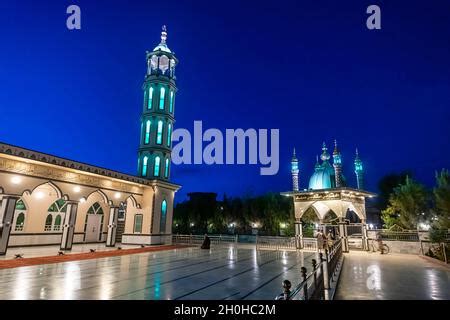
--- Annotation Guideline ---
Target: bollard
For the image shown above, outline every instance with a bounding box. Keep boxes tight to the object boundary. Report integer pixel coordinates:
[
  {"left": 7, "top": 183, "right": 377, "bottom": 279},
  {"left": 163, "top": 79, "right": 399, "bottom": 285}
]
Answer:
[
  {"left": 301, "top": 267, "right": 308, "bottom": 300},
  {"left": 312, "top": 259, "right": 317, "bottom": 288},
  {"left": 322, "top": 249, "right": 330, "bottom": 291},
  {"left": 282, "top": 280, "right": 292, "bottom": 300}
]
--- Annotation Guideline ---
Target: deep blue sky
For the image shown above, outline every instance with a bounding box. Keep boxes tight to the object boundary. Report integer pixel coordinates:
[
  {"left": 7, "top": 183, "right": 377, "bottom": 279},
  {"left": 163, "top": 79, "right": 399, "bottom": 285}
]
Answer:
[{"left": 1, "top": 0, "right": 449, "bottom": 202}]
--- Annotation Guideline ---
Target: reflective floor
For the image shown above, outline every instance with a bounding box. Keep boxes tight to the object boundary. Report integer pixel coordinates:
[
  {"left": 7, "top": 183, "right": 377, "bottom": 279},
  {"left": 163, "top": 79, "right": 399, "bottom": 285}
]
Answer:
[
  {"left": 335, "top": 251, "right": 450, "bottom": 300},
  {"left": 0, "top": 245, "right": 316, "bottom": 300}
]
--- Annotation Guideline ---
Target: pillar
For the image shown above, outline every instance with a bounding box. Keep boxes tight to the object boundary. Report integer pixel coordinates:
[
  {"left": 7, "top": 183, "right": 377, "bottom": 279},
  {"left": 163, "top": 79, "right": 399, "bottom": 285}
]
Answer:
[
  {"left": 294, "top": 219, "right": 303, "bottom": 249},
  {"left": 361, "top": 219, "right": 369, "bottom": 251},
  {"left": 106, "top": 206, "right": 119, "bottom": 247},
  {"left": 60, "top": 201, "right": 78, "bottom": 251},
  {"left": 338, "top": 218, "right": 349, "bottom": 252},
  {"left": 0, "top": 195, "right": 19, "bottom": 255}
]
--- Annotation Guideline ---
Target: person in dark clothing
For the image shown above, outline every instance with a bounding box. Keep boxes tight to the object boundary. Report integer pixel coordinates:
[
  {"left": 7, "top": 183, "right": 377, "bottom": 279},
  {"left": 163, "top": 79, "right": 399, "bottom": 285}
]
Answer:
[{"left": 201, "top": 234, "right": 211, "bottom": 249}]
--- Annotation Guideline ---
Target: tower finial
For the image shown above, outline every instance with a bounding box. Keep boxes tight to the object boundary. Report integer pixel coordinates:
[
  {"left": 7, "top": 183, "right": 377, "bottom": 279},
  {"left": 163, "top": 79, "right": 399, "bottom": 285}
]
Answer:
[
  {"left": 293, "top": 148, "right": 296, "bottom": 157},
  {"left": 161, "top": 25, "right": 167, "bottom": 44},
  {"left": 320, "top": 142, "right": 330, "bottom": 161},
  {"left": 333, "top": 139, "right": 340, "bottom": 155}
]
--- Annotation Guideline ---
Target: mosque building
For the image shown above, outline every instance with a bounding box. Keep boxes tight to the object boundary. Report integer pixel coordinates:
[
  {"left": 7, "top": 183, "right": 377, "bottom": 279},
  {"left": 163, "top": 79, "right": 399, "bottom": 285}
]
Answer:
[
  {"left": 0, "top": 27, "right": 180, "bottom": 255},
  {"left": 281, "top": 141, "right": 375, "bottom": 252}
]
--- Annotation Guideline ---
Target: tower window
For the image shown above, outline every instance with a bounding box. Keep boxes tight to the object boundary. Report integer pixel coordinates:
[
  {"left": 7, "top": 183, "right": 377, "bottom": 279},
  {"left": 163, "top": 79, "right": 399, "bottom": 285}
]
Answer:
[
  {"left": 148, "top": 87, "right": 153, "bottom": 109},
  {"left": 156, "top": 120, "right": 163, "bottom": 145},
  {"left": 169, "top": 91, "right": 174, "bottom": 113},
  {"left": 154, "top": 156, "right": 161, "bottom": 177},
  {"left": 160, "top": 200, "right": 167, "bottom": 233},
  {"left": 159, "top": 87, "right": 165, "bottom": 110},
  {"left": 167, "top": 123, "right": 172, "bottom": 147},
  {"left": 164, "top": 158, "right": 169, "bottom": 178},
  {"left": 142, "top": 156, "right": 148, "bottom": 176},
  {"left": 145, "top": 120, "right": 151, "bottom": 144}
]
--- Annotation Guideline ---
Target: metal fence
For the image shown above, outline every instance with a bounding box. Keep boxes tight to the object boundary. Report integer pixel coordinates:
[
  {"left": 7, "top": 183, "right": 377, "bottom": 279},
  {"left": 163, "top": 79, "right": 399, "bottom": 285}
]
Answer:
[
  {"left": 302, "top": 238, "right": 319, "bottom": 252},
  {"left": 172, "top": 234, "right": 238, "bottom": 245},
  {"left": 275, "top": 239, "right": 343, "bottom": 300},
  {"left": 256, "top": 236, "right": 297, "bottom": 251}
]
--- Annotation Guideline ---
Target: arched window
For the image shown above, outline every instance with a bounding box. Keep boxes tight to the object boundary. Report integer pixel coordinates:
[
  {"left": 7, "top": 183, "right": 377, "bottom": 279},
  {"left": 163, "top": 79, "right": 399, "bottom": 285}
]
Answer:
[
  {"left": 14, "top": 213, "right": 25, "bottom": 232},
  {"left": 156, "top": 120, "right": 163, "bottom": 145},
  {"left": 15, "top": 199, "right": 26, "bottom": 210},
  {"left": 44, "top": 214, "right": 53, "bottom": 231},
  {"left": 169, "top": 90, "right": 174, "bottom": 113},
  {"left": 54, "top": 215, "right": 62, "bottom": 231},
  {"left": 148, "top": 87, "right": 154, "bottom": 109},
  {"left": 167, "top": 123, "right": 172, "bottom": 147},
  {"left": 160, "top": 200, "right": 167, "bottom": 233},
  {"left": 142, "top": 156, "right": 148, "bottom": 176},
  {"left": 159, "top": 87, "right": 165, "bottom": 110},
  {"left": 154, "top": 156, "right": 161, "bottom": 177},
  {"left": 164, "top": 158, "right": 169, "bottom": 178},
  {"left": 145, "top": 120, "right": 151, "bottom": 144}
]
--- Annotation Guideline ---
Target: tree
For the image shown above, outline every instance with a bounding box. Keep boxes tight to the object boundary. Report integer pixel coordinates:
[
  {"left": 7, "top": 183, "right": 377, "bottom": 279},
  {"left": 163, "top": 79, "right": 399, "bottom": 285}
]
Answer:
[
  {"left": 381, "top": 176, "right": 429, "bottom": 229},
  {"left": 377, "top": 171, "right": 411, "bottom": 211},
  {"left": 433, "top": 169, "right": 450, "bottom": 230}
]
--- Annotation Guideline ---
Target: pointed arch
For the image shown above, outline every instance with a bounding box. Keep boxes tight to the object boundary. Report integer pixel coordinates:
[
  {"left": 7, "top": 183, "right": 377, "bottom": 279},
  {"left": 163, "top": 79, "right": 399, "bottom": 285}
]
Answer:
[
  {"left": 85, "top": 189, "right": 109, "bottom": 204},
  {"left": 125, "top": 195, "right": 138, "bottom": 209},
  {"left": 30, "top": 181, "right": 63, "bottom": 199}
]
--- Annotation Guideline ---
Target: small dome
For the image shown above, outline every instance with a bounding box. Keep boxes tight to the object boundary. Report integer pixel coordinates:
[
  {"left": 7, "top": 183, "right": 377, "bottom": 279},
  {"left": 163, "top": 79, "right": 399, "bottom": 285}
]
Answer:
[
  {"left": 308, "top": 162, "right": 336, "bottom": 190},
  {"left": 153, "top": 43, "right": 172, "bottom": 53}
]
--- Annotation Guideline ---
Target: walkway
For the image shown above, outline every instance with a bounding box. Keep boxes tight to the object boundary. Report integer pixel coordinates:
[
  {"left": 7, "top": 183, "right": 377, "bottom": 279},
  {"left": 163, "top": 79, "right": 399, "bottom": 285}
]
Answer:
[
  {"left": 0, "top": 245, "right": 316, "bottom": 300},
  {"left": 335, "top": 251, "right": 450, "bottom": 300}
]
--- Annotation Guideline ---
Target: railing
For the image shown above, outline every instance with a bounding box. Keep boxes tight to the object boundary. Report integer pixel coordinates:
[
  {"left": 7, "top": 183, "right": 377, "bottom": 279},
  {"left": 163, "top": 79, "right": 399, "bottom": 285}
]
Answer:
[
  {"left": 172, "top": 234, "right": 238, "bottom": 246},
  {"left": 302, "top": 238, "right": 318, "bottom": 252},
  {"left": 275, "top": 239, "right": 344, "bottom": 300},
  {"left": 256, "top": 236, "right": 297, "bottom": 251}
]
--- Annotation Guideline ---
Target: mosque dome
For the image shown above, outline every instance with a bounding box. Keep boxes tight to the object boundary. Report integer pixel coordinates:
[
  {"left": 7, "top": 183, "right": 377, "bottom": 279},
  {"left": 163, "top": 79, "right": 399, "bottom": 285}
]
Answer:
[{"left": 308, "top": 162, "right": 336, "bottom": 190}]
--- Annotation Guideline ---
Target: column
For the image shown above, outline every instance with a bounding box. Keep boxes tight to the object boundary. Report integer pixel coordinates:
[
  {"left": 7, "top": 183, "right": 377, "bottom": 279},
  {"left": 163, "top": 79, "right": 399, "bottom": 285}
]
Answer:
[
  {"left": 361, "top": 219, "right": 369, "bottom": 251},
  {"left": 338, "top": 218, "right": 349, "bottom": 252},
  {"left": 294, "top": 219, "right": 303, "bottom": 249},
  {"left": 0, "top": 195, "right": 20, "bottom": 255},
  {"left": 106, "top": 206, "right": 119, "bottom": 247},
  {"left": 60, "top": 201, "right": 78, "bottom": 251}
]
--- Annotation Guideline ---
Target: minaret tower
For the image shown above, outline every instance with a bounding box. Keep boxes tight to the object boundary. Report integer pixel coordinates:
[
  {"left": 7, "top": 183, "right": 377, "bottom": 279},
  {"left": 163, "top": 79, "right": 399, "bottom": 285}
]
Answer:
[
  {"left": 354, "top": 148, "right": 364, "bottom": 189},
  {"left": 137, "top": 26, "right": 178, "bottom": 181},
  {"left": 333, "top": 140, "right": 343, "bottom": 187},
  {"left": 291, "top": 148, "right": 299, "bottom": 191}
]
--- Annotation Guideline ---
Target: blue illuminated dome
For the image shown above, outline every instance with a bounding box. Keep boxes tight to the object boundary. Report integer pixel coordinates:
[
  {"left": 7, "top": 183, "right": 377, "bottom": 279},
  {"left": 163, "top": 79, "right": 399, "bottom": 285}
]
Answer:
[{"left": 308, "top": 161, "right": 336, "bottom": 190}]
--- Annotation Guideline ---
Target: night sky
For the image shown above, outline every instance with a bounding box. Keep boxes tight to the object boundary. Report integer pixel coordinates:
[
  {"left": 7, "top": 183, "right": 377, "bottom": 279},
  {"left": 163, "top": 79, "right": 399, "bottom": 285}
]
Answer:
[{"left": 1, "top": 0, "right": 449, "bottom": 202}]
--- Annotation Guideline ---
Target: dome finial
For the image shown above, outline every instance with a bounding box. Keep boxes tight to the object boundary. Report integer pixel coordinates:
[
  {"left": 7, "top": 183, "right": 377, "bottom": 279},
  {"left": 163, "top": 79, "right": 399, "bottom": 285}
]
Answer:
[
  {"left": 320, "top": 142, "right": 330, "bottom": 161},
  {"left": 161, "top": 25, "right": 167, "bottom": 44}
]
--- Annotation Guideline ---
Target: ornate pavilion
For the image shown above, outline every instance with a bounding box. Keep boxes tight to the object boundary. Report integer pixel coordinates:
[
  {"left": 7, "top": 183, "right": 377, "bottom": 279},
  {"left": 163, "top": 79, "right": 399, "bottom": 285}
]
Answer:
[{"left": 281, "top": 141, "right": 376, "bottom": 251}]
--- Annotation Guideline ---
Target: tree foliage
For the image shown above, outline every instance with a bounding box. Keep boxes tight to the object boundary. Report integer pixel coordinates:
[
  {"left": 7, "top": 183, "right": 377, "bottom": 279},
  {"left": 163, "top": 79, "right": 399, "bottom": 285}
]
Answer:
[
  {"left": 173, "top": 192, "right": 294, "bottom": 236},
  {"left": 433, "top": 169, "right": 450, "bottom": 229},
  {"left": 381, "top": 176, "right": 428, "bottom": 229}
]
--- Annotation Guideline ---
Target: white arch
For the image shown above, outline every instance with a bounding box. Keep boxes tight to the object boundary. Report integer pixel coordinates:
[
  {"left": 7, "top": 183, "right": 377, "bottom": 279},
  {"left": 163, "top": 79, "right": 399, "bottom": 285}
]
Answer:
[
  {"left": 85, "top": 189, "right": 109, "bottom": 204},
  {"left": 30, "top": 181, "right": 63, "bottom": 199}
]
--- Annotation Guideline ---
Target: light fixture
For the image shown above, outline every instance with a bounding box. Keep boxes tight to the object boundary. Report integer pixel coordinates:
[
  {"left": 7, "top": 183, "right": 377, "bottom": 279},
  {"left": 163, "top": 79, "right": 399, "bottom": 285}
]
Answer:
[
  {"left": 114, "top": 192, "right": 121, "bottom": 199},
  {"left": 79, "top": 197, "right": 86, "bottom": 203},
  {"left": 11, "top": 176, "right": 22, "bottom": 184},
  {"left": 35, "top": 191, "right": 45, "bottom": 199},
  {"left": 73, "top": 186, "right": 81, "bottom": 193}
]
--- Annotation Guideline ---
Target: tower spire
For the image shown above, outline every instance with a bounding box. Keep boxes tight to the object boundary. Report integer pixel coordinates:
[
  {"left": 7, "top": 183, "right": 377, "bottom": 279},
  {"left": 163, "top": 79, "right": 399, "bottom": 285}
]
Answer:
[
  {"left": 320, "top": 142, "right": 330, "bottom": 161},
  {"left": 291, "top": 148, "right": 299, "bottom": 191},
  {"left": 354, "top": 148, "right": 364, "bottom": 189},
  {"left": 333, "top": 139, "right": 343, "bottom": 188},
  {"left": 160, "top": 25, "right": 167, "bottom": 44}
]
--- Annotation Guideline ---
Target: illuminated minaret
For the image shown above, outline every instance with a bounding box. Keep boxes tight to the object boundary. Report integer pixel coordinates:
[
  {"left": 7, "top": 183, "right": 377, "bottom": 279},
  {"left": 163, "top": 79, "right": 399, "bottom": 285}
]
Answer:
[
  {"left": 333, "top": 140, "right": 343, "bottom": 187},
  {"left": 291, "top": 148, "right": 299, "bottom": 191},
  {"left": 354, "top": 148, "right": 364, "bottom": 189},
  {"left": 137, "top": 26, "right": 178, "bottom": 181}
]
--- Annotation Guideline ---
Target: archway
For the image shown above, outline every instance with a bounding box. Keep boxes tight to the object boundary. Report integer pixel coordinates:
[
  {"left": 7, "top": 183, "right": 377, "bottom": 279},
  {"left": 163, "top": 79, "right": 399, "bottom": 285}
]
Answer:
[{"left": 83, "top": 202, "right": 104, "bottom": 243}]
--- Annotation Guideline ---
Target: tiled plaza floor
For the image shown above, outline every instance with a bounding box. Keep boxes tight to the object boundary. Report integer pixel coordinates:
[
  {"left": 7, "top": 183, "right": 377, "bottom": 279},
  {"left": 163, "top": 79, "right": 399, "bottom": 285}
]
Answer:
[
  {"left": 335, "top": 251, "right": 450, "bottom": 300},
  {"left": 0, "top": 245, "right": 316, "bottom": 300}
]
